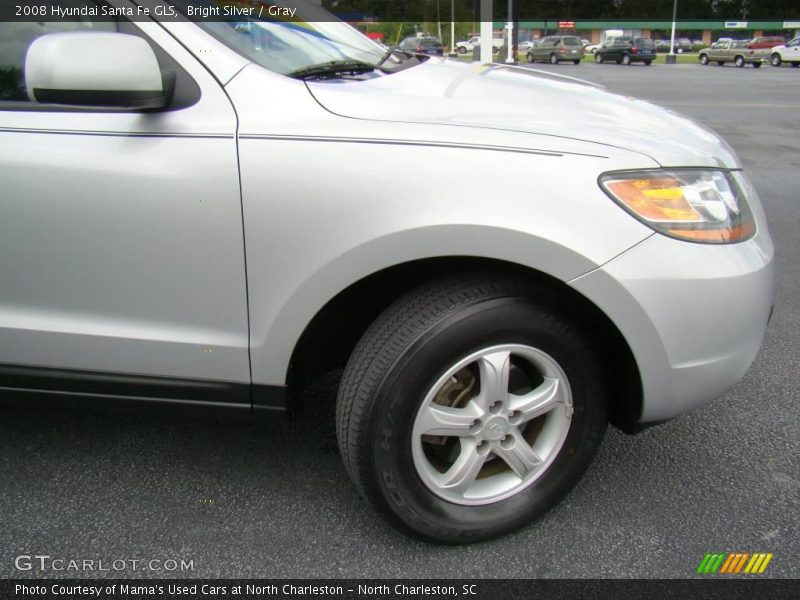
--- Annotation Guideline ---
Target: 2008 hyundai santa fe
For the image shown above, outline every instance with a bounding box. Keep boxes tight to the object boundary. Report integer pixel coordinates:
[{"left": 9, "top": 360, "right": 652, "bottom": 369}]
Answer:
[{"left": 0, "top": 0, "right": 775, "bottom": 542}]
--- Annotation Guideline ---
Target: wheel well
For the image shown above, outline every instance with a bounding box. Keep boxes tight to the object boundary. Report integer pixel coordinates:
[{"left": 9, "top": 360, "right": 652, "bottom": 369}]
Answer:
[{"left": 287, "top": 257, "right": 644, "bottom": 433}]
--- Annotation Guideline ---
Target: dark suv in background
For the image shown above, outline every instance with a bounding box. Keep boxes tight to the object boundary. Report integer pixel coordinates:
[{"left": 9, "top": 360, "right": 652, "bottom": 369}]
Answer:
[
  {"left": 526, "top": 35, "right": 584, "bottom": 64},
  {"left": 595, "top": 37, "right": 657, "bottom": 65},
  {"left": 398, "top": 36, "right": 444, "bottom": 56}
]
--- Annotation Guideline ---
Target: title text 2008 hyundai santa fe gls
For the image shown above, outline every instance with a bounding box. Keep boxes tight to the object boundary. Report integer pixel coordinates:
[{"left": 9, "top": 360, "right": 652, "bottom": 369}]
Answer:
[{"left": 0, "top": 0, "right": 774, "bottom": 542}]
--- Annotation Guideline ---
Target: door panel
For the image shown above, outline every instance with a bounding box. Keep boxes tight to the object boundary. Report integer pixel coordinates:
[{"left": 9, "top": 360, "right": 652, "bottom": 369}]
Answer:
[{"left": 0, "top": 18, "right": 250, "bottom": 383}]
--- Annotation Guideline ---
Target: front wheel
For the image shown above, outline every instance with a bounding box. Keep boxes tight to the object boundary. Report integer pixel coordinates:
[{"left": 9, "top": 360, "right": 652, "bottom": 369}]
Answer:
[
  {"left": 573, "top": 59, "right": 581, "bottom": 65},
  {"left": 700, "top": 54, "right": 709, "bottom": 65},
  {"left": 621, "top": 54, "right": 632, "bottom": 65},
  {"left": 549, "top": 53, "right": 559, "bottom": 65},
  {"left": 735, "top": 55, "right": 745, "bottom": 68},
  {"left": 336, "top": 276, "right": 608, "bottom": 543},
  {"left": 457, "top": 46, "right": 467, "bottom": 55},
  {"left": 643, "top": 60, "right": 652, "bottom": 66},
  {"left": 770, "top": 53, "right": 782, "bottom": 66},
  {"left": 526, "top": 52, "right": 534, "bottom": 63},
  {"left": 595, "top": 53, "right": 604, "bottom": 63}
]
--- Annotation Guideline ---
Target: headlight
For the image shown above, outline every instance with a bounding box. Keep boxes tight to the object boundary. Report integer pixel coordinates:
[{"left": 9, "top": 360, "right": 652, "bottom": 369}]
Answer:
[{"left": 599, "top": 169, "right": 756, "bottom": 243}]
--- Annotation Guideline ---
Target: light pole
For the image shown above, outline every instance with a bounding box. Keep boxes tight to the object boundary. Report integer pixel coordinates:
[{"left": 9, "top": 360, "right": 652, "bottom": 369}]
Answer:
[
  {"left": 480, "top": 0, "right": 492, "bottom": 64},
  {"left": 666, "top": 0, "right": 678, "bottom": 65},
  {"left": 437, "top": 0, "right": 443, "bottom": 45},
  {"left": 450, "top": 0, "right": 457, "bottom": 57},
  {"left": 505, "top": 0, "right": 514, "bottom": 63}
]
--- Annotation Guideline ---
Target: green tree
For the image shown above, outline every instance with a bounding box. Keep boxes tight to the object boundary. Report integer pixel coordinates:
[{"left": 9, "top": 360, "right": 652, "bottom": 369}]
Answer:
[{"left": 0, "top": 67, "right": 25, "bottom": 101}]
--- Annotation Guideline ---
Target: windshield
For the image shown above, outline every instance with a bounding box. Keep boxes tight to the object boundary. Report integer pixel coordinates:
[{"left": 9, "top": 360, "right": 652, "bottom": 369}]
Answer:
[{"left": 169, "top": 1, "right": 387, "bottom": 76}]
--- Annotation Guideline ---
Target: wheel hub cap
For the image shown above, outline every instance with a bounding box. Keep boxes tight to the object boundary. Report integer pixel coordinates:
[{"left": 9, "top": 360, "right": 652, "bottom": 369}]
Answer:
[
  {"left": 411, "top": 344, "right": 573, "bottom": 506},
  {"left": 483, "top": 417, "right": 509, "bottom": 441}
]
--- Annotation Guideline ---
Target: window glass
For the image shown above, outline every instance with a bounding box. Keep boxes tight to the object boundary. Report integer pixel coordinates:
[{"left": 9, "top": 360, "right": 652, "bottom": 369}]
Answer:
[
  {"left": 418, "top": 39, "right": 442, "bottom": 49},
  {"left": 562, "top": 37, "right": 581, "bottom": 46},
  {"left": 174, "top": 0, "right": 384, "bottom": 76}
]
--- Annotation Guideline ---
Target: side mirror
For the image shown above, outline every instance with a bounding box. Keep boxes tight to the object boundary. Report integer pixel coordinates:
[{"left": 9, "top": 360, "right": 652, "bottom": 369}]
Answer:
[{"left": 25, "top": 31, "right": 170, "bottom": 110}]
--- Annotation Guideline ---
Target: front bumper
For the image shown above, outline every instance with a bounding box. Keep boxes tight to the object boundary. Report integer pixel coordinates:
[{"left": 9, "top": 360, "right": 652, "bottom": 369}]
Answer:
[{"left": 569, "top": 227, "right": 774, "bottom": 424}]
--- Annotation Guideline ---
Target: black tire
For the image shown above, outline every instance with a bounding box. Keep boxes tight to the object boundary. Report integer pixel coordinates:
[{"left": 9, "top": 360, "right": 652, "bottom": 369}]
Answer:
[
  {"left": 595, "top": 53, "right": 604, "bottom": 64},
  {"left": 336, "top": 275, "right": 608, "bottom": 543},
  {"left": 735, "top": 55, "right": 745, "bottom": 68},
  {"left": 700, "top": 54, "right": 709, "bottom": 65},
  {"left": 621, "top": 53, "right": 632, "bottom": 66},
  {"left": 549, "top": 53, "right": 558, "bottom": 65},
  {"left": 457, "top": 46, "right": 466, "bottom": 55},
  {"left": 644, "top": 60, "right": 652, "bottom": 66},
  {"left": 677, "top": 47, "right": 684, "bottom": 54},
  {"left": 771, "top": 53, "right": 782, "bottom": 67},
  {"left": 573, "top": 59, "right": 580, "bottom": 65},
  {"left": 792, "top": 63, "right": 800, "bottom": 68},
  {"left": 752, "top": 62, "right": 762, "bottom": 68},
  {"left": 615, "top": 57, "right": 623, "bottom": 64},
  {"left": 526, "top": 52, "right": 534, "bottom": 63},
  {"left": 717, "top": 61, "right": 725, "bottom": 66}
]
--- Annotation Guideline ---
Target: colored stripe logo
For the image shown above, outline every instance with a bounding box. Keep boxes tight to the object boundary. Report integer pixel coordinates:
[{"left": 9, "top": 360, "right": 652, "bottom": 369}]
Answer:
[{"left": 697, "top": 552, "right": 773, "bottom": 574}]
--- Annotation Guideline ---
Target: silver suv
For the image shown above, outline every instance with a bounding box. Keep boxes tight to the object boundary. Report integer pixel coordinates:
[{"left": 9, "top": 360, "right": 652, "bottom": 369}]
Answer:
[{"left": 0, "top": 0, "right": 774, "bottom": 543}]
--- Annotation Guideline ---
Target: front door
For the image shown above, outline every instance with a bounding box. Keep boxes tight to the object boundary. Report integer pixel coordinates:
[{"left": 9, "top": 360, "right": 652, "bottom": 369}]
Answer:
[{"left": 0, "top": 3, "right": 250, "bottom": 386}]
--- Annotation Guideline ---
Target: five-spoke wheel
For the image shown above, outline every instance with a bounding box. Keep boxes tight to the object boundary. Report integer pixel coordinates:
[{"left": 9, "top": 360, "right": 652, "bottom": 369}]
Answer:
[
  {"left": 412, "top": 345, "right": 572, "bottom": 505},
  {"left": 336, "top": 276, "right": 607, "bottom": 543}
]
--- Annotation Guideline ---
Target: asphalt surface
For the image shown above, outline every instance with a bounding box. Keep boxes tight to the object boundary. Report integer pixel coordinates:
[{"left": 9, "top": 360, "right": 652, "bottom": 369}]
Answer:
[{"left": 1, "top": 62, "right": 798, "bottom": 580}]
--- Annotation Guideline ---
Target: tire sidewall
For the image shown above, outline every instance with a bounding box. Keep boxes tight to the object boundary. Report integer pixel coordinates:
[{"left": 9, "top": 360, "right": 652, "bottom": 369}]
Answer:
[{"left": 358, "top": 298, "right": 607, "bottom": 542}]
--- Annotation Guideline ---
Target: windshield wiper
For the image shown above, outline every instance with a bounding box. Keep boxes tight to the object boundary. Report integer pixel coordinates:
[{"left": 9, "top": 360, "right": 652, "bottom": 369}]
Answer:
[
  {"left": 288, "top": 60, "right": 378, "bottom": 80},
  {"left": 376, "top": 46, "right": 414, "bottom": 68}
]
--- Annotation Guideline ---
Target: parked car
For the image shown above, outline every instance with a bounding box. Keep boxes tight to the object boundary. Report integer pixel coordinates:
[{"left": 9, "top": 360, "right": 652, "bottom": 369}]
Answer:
[
  {"left": 594, "top": 37, "right": 656, "bottom": 65},
  {"left": 526, "top": 35, "right": 584, "bottom": 64},
  {"left": 398, "top": 35, "right": 444, "bottom": 56},
  {"left": 698, "top": 40, "right": 762, "bottom": 68},
  {"left": 656, "top": 38, "right": 694, "bottom": 53},
  {"left": 674, "top": 38, "right": 694, "bottom": 53},
  {"left": 744, "top": 36, "right": 786, "bottom": 63},
  {"left": 747, "top": 36, "right": 786, "bottom": 50},
  {"left": 0, "top": 0, "right": 774, "bottom": 544},
  {"left": 585, "top": 42, "right": 603, "bottom": 54},
  {"left": 518, "top": 40, "right": 535, "bottom": 53},
  {"left": 454, "top": 35, "right": 503, "bottom": 54},
  {"left": 769, "top": 37, "right": 800, "bottom": 66}
]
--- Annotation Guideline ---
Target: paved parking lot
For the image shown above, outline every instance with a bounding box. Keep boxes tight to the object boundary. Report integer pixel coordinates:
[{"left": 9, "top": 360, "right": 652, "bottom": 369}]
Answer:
[{"left": 1, "top": 63, "right": 798, "bottom": 579}]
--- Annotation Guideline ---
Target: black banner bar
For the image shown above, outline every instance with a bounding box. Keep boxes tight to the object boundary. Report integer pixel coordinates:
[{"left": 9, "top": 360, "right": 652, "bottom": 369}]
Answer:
[{"left": 1, "top": 579, "right": 798, "bottom": 600}]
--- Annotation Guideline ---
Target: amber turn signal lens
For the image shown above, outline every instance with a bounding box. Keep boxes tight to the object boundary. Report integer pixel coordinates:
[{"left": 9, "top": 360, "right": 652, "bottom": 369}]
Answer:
[{"left": 600, "top": 169, "right": 756, "bottom": 244}]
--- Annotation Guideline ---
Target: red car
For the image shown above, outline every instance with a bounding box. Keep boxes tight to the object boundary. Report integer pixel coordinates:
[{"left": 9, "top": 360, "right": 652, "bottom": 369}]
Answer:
[{"left": 747, "top": 36, "right": 785, "bottom": 50}]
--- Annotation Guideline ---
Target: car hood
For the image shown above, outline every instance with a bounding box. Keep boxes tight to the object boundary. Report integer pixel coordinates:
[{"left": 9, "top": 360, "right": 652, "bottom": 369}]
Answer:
[{"left": 307, "top": 59, "right": 739, "bottom": 168}]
